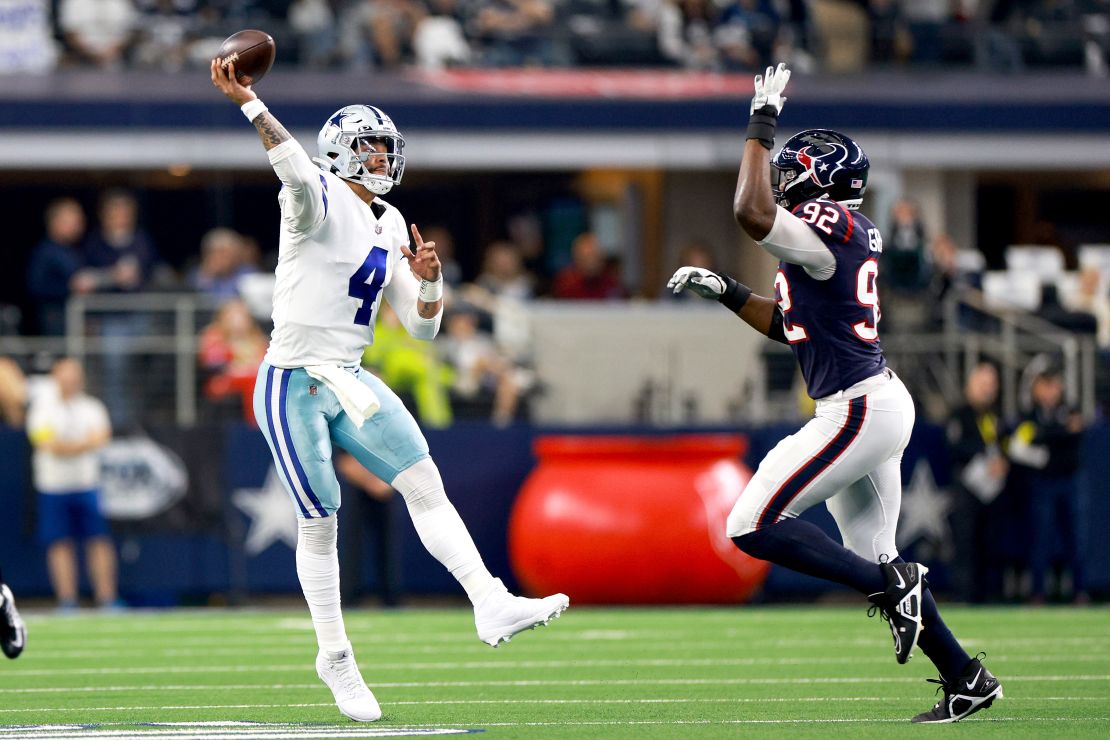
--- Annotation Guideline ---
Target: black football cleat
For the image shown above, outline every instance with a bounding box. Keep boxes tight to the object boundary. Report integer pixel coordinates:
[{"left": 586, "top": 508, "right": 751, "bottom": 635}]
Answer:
[
  {"left": 0, "top": 583, "right": 26, "bottom": 659},
  {"left": 867, "top": 561, "right": 927, "bottom": 664},
  {"left": 912, "top": 656, "right": 1003, "bottom": 723}
]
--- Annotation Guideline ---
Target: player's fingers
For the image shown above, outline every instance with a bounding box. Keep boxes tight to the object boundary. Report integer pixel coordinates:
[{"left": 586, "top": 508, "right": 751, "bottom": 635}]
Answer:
[
  {"left": 400, "top": 245, "right": 415, "bottom": 261},
  {"left": 420, "top": 240, "right": 436, "bottom": 253},
  {"left": 410, "top": 223, "right": 423, "bottom": 247}
]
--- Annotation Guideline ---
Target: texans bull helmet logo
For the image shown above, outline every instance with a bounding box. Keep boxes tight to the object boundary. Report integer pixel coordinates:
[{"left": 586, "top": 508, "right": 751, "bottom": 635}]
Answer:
[{"left": 794, "top": 137, "right": 850, "bottom": 189}]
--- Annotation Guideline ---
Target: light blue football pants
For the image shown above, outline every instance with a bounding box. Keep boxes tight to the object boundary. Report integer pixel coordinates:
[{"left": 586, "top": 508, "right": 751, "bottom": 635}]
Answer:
[{"left": 253, "top": 361, "right": 431, "bottom": 518}]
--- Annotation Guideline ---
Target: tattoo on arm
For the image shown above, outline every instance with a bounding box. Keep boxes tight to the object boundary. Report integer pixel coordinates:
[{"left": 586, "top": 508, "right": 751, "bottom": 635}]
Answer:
[
  {"left": 417, "top": 299, "right": 441, "bottom": 319},
  {"left": 253, "top": 112, "right": 292, "bottom": 151}
]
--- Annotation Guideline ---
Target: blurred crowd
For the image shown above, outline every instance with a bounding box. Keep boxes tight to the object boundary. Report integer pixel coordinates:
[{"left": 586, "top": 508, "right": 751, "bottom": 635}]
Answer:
[
  {"left": 0, "top": 0, "right": 1106, "bottom": 75},
  {"left": 13, "top": 189, "right": 1110, "bottom": 429},
  {"left": 14, "top": 191, "right": 653, "bottom": 429}
]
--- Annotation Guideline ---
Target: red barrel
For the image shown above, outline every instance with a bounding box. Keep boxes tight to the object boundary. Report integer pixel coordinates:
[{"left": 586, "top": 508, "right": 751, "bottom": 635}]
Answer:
[{"left": 509, "top": 435, "right": 770, "bottom": 604}]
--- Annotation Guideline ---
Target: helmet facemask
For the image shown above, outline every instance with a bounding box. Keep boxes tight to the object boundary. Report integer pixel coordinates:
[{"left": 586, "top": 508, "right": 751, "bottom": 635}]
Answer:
[
  {"left": 770, "top": 163, "right": 808, "bottom": 209},
  {"left": 314, "top": 105, "right": 406, "bottom": 195}
]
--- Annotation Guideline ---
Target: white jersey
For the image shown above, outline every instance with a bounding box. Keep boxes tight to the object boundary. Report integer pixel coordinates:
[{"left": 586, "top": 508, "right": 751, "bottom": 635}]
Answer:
[
  {"left": 262, "top": 139, "right": 440, "bottom": 368},
  {"left": 27, "top": 388, "right": 110, "bottom": 494}
]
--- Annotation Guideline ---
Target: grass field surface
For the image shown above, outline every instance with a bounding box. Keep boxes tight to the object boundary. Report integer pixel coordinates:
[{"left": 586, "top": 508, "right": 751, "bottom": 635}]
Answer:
[{"left": 1, "top": 605, "right": 1107, "bottom": 738}]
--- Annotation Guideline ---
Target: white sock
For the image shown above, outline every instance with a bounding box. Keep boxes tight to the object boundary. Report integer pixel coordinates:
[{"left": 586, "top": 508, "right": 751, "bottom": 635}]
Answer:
[
  {"left": 393, "top": 459, "right": 497, "bottom": 604},
  {"left": 296, "top": 516, "right": 349, "bottom": 652}
]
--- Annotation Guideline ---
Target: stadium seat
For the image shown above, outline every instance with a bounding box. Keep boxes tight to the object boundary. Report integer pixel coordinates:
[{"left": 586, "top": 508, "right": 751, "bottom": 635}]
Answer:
[
  {"left": 1004, "top": 244, "right": 1065, "bottom": 280},
  {"left": 1078, "top": 244, "right": 1110, "bottom": 275},
  {"left": 982, "top": 269, "right": 1042, "bottom": 311},
  {"left": 954, "top": 249, "right": 986, "bottom": 275}
]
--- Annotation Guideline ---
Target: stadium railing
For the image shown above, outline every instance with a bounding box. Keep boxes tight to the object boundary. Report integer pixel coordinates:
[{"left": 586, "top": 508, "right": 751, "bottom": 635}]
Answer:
[{"left": 40, "top": 288, "right": 1099, "bottom": 431}]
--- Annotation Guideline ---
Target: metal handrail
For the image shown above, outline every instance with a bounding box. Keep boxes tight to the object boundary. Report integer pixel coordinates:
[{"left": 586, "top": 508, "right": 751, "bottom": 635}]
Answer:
[
  {"left": 64, "top": 293, "right": 219, "bottom": 427},
  {"left": 943, "top": 287, "right": 1098, "bottom": 419}
]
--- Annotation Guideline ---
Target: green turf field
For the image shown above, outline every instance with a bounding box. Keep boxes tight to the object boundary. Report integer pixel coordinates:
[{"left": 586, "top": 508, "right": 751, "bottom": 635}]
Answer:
[{"left": 1, "top": 605, "right": 1107, "bottom": 738}]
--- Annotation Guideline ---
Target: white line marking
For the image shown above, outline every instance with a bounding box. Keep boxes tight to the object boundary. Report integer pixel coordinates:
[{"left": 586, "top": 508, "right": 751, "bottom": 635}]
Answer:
[
  {"left": 2, "top": 717, "right": 1109, "bottom": 737},
  {"left": 0, "top": 705, "right": 337, "bottom": 715},
  {"left": 419, "top": 718, "right": 1110, "bottom": 726},
  {"left": 3, "top": 691, "right": 1108, "bottom": 714},
  {"left": 3, "top": 653, "right": 1107, "bottom": 678},
  {"left": 5, "top": 674, "right": 1110, "bottom": 690},
  {"left": 0, "top": 731, "right": 468, "bottom": 739},
  {"left": 28, "top": 642, "right": 1110, "bottom": 660},
  {"left": 3, "top": 686, "right": 1108, "bottom": 704}
]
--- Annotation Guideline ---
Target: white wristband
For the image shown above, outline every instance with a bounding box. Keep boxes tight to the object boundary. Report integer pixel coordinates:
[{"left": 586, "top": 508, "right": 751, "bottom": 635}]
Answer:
[
  {"left": 418, "top": 277, "right": 443, "bottom": 303},
  {"left": 241, "top": 99, "right": 268, "bottom": 122}
]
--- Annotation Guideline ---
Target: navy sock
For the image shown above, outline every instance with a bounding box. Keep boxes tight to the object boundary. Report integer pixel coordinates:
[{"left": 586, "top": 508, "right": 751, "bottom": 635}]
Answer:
[
  {"left": 891, "top": 556, "right": 972, "bottom": 681},
  {"left": 733, "top": 518, "right": 886, "bottom": 595}
]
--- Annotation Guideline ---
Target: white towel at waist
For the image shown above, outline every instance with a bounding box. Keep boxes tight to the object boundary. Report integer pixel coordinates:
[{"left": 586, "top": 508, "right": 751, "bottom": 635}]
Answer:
[{"left": 305, "top": 365, "right": 380, "bottom": 428}]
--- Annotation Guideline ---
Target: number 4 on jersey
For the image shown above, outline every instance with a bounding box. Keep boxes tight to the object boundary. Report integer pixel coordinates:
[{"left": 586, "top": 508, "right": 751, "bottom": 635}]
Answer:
[{"left": 349, "top": 246, "right": 389, "bottom": 326}]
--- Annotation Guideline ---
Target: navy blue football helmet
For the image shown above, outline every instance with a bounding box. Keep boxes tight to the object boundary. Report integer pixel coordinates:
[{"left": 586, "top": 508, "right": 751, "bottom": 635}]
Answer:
[{"left": 771, "top": 129, "right": 869, "bottom": 211}]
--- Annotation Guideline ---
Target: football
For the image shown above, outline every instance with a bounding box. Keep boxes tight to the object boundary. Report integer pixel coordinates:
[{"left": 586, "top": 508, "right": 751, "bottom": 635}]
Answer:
[{"left": 216, "top": 29, "right": 276, "bottom": 86}]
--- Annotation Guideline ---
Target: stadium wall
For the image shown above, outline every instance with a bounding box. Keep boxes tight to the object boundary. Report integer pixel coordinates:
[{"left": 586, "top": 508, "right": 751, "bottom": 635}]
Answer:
[{"left": 1, "top": 420, "right": 1106, "bottom": 605}]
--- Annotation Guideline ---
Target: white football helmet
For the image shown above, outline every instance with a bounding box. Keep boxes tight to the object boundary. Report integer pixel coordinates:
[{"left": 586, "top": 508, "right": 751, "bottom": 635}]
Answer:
[{"left": 313, "top": 104, "right": 405, "bottom": 195}]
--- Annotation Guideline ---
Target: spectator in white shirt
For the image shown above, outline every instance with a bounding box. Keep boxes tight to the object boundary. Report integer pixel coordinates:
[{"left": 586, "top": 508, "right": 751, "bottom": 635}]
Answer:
[
  {"left": 58, "top": 0, "right": 138, "bottom": 67},
  {"left": 27, "top": 358, "right": 119, "bottom": 610}
]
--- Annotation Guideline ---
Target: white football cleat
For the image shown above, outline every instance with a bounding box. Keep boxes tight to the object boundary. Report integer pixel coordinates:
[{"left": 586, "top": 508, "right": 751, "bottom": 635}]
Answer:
[
  {"left": 316, "top": 643, "right": 382, "bottom": 722},
  {"left": 1, "top": 584, "right": 26, "bottom": 659},
  {"left": 474, "top": 578, "right": 569, "bottom": 647}
]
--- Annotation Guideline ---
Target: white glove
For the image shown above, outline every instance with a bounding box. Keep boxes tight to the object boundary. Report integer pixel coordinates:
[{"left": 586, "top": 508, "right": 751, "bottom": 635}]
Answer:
[
  {"left": 750, "top": 62, "right": 791, "bottom": 116},
  {"left": 667, "top": 266, "right": 727, "bottom": 300}
]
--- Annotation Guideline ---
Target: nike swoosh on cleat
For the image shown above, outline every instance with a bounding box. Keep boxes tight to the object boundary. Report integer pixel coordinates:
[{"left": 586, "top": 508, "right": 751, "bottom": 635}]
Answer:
[
  {"left": 966, "top": 668, "right": 983, "bottom": 690},
  {"left": 893, "top": 569, "right": 906, "bottom": 590}
]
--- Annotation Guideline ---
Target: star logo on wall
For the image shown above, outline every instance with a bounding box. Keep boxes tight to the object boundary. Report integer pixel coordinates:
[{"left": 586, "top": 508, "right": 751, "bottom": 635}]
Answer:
[
  {"left": 896, "top": 459, "right": 953, "bottom": 552},
  {"left": 232, "top": 467, "right": 298, "bottom": 555}
]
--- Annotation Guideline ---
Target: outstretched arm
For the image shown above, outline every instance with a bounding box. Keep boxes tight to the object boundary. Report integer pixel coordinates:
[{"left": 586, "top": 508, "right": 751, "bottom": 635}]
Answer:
[
  {"left": 667, "top": 267, "right": 788, "bottom": 344},
  {"left": 734, "top": 64, "right": 790, "bottom": 240},
  {"left": 210, "top": 58, "right": 290, "bottom": 150},
  {"left": 733, "top": 64, "right": 835, "bottom": 278},
  {"left": 211, "top": 58, "right": 325, "bottom": 233}
]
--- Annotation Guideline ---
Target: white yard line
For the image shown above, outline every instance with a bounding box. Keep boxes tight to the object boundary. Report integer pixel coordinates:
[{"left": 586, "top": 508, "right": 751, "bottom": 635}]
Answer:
[
  {"left": 4, "top": 674, "right": 1110, "bottom": 687},
  {"left": 0, "top": 729, "right": 469, "bottom": 739},
  {"left": 28, "top": 642, "right": 1109, "bottom": 660},
  {"left": 3, "top": 691, "right": 1109, "bottom": 714},
  {"left": 3, "top": 654, "right": 1108, "bottom": 678},
  {"left": 3, "top": 684, "right": 1109, "bottom": 703},
  {"left": 1, "top": 717, "right": 1109, "bottom": 736}
]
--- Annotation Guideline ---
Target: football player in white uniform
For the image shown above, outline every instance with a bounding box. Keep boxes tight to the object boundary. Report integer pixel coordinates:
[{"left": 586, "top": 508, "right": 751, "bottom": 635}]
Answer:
[{"left": 212, "top": 60, "right": 569, "bottom": 723}]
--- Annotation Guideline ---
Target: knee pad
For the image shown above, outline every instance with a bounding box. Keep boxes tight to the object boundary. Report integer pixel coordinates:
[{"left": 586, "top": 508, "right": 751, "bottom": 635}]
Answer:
[
  {"left": 726, "top": 477, "right": 771, "bottom": 539},
  {"left": 391, "top": 458, "right": 449, "bottom": 516},
  {"left": 298, "top": 515, "right": 337, "bottom": 555}
]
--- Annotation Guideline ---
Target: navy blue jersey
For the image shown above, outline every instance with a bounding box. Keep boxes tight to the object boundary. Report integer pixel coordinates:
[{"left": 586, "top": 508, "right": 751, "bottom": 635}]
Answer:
[{"left": 774, "top": 199, "right": 887, "bottom": 399}]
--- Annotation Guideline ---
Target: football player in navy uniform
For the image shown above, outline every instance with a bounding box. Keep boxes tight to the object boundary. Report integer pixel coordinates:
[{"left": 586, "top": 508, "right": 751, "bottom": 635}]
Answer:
[{"left": 668, "top": 63, "right": 1003, "bottom": 724}]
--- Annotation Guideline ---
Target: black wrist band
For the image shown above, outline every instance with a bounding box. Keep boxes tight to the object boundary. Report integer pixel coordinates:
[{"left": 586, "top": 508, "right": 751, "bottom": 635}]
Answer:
[
  {"left": 746, "top": 104, "right": 778, "bottom": 150},
  {"left": 718, "top": 274, "right": 752, "bottom": 313}
]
